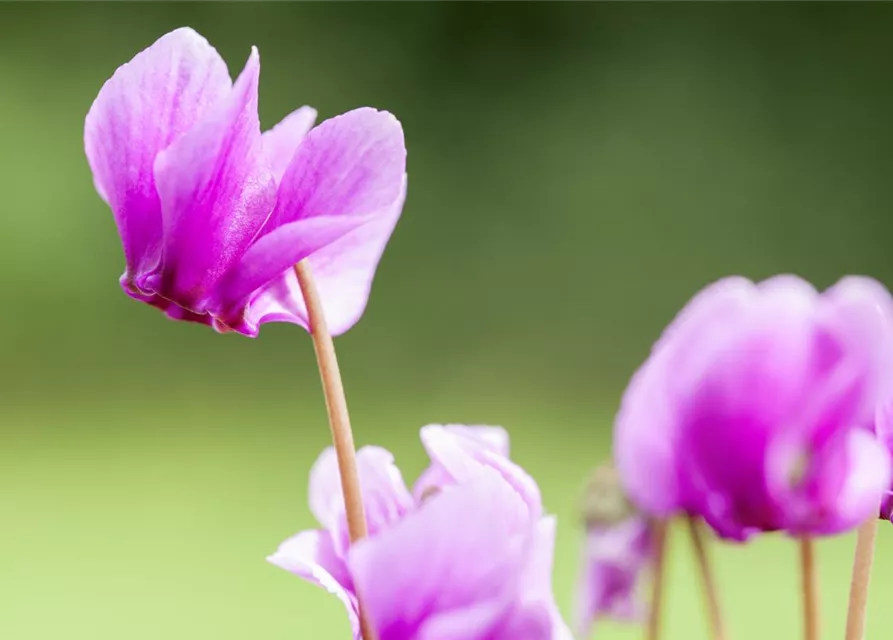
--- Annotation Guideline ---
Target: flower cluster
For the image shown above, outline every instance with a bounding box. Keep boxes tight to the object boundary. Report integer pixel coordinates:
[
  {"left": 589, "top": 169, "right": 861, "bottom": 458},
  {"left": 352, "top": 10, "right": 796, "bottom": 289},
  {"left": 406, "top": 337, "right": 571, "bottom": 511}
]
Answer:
[
  {"left": 269, "top": 425, "right": 571, "bottom": 640},
  {"left": 86, "top": 26, "right": 893, "bottom": 640}
]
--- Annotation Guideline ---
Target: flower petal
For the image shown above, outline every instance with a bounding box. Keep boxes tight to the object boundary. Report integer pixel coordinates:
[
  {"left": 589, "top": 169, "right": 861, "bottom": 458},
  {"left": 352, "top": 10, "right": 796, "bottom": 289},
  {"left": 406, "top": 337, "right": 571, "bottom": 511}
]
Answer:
[
  {"left": 413, "top": 425, "right": 510, "bottom": 500},
  {"left": 257, "top": 178, "right": 407, "bottom": 336},
  {"left": 416, "top": 424, "right": 542, "bottom": 516},
  {"left": 145, "top": 47, "right": 277, "bottom": 311},
  {"left": 84, "top": 27, "right": 232, "bottom": 276},
  {"left": 221, "top": 108, "right": 407, "bottom": 334},
  {"left": 521, "top": 517, "right": 574, "bottom": 640},
  {"left": 613, "top": 277, "right": 757, "bottom": 518},
  {"left": 308, "top": 446, "right": 413, "bottom": 556},
  {"left": 263, "top": 106, "right": 318, "bottom": 184},
  {"left": 348, "top": 469, "right": 536, "bottom": 640},
  {"left": 834, "top": 429, "right": 891, "bottom": 530},
  {"left": 820, "top": 277, "right": 893, "bottom": 426},
  {"left": 767, "top": 427, "right": 891, "bottom": 535},
  {"left": 267, "top": 530, "right": 359, "bottom": 639},
  {"left": 212, "top": 213, "right": 377, "bottom": 335}
]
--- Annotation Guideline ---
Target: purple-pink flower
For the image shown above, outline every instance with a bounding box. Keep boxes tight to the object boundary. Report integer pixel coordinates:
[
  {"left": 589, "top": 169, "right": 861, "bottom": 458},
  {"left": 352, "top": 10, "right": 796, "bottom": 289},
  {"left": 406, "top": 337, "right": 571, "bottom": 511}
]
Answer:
[
  {"left": 614, "top": 275, "right": 893, "bottom": 540},
  {"left": 268, "top": 425, "right": 571, "bottom": 640},
  {"left": 85, "top": 28, "right": 406, "bottom": 337},
  {"left": 575, "top": 465, "right": 654, "bottom": 637},
  {"left": 576, "top": 517, "right": 652, "bottom": 635}
]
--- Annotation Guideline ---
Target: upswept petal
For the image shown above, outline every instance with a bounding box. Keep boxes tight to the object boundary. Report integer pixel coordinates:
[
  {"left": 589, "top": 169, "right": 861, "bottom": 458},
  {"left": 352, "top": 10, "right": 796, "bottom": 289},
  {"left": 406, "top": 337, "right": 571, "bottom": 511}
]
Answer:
[
  {"left": 213, "top": 214, "right": 376, "bottom": 335},
  {"left": 348, "top": 469, "right": 537, "bottom": 640},
  {"left": 247, "top": 176, "right": 406, "bottom": 336},
  {"left": 819, "top": 277, "right": 893, "bottom": 426},
  {"left": 145, "top": 47, "right": 277, "bottom": 311},
  {"left": 266, "top": 530, "right": 359, "bottom": 639},
  {"left": 416, "top": 424, "right": 542, "bottom": 517},
  {"left": 613, "top": 357, "right": 684, "bottom": 518},
  {"left": 613, "top": 277, "right": 756, "bottom": 517},
  {"left": 85, "top": 27, "right": 232, "bottom": 276},
  {"left": 413, "top": 424, "right": 510, "bottom": 500},
  {"left": 220, "top": 108, "right": 407, "bottom": 334},
  {"left": 308, "top": 446, "right": 413, "bottom": 557},
  {"left": 262, "top": 106, "right": 318, "bottom": 184}
]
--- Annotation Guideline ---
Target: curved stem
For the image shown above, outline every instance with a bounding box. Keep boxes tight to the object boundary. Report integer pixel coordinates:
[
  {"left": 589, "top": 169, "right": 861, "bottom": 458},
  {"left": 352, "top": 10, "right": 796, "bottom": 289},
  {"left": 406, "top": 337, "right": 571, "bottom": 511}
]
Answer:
[
  {"left": 844, "top": 518, "right": 878, "bottom": 640},
  {"left": 646, "top": 519, "right": 669, "bottom": 640},
  {"left": 686, "top": 516, "right": 726, "bottom": 640},
  {"left": 294, "top": 260, "right": 376, "bottom": 640},
  {"left": 799, "top": 537, "right": 820, "bottom": 640}
]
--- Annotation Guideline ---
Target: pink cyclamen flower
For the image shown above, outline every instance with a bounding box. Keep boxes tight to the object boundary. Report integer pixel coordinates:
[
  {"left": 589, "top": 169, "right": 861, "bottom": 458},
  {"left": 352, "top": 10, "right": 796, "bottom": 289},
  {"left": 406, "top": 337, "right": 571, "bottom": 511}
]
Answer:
[
  {"left": 268, "top": 425, "right": 571, "bottom": 640},
  {"left": 614, "top": 275, "right": 893, "bottom": 541},
  {"left": 85, "top": 28, "right": 406, "bottom": 336},
  {"left": 575, "top": 464, "right": 654, "bottom": 637}
]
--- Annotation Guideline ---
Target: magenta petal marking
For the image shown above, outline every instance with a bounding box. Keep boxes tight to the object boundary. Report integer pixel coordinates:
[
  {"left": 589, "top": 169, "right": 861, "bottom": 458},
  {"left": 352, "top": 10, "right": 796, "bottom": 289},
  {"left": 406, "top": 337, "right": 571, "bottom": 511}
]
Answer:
[{"left": 146, "top": 47, "right": 276, "bottom": 311}]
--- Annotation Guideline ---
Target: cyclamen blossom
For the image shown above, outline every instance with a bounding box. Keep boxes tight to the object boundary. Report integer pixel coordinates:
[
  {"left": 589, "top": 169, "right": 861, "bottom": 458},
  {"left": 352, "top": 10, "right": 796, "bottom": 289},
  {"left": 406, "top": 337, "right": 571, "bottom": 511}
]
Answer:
[
  {"left": 268, "top": 425, "right": 571, "bottom": 640},
  {"left": 575, "top": 464, "right": 654, "bottom": 637},
  {"left": 614, "top": 275, "right": 893, "bottom": 541},
  {"left": 85, "top": 28, "right": 406, "bottom": 336}
]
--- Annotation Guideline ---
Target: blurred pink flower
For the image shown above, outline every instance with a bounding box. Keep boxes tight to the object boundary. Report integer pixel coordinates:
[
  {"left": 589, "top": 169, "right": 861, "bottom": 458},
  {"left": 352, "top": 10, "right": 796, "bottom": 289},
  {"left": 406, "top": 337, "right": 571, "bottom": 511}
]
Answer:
[
  {"left": 576, "top": 517, "right": 653, "bottom": 636},
  {"left": 574, "top": 464, "right": 654, "bottom": 637},
  {"left": 268, "top": 425, "right": 571, "bottom": 640},
  {"left": 614, "top": 275, "right": 893, "bottom": 540}
]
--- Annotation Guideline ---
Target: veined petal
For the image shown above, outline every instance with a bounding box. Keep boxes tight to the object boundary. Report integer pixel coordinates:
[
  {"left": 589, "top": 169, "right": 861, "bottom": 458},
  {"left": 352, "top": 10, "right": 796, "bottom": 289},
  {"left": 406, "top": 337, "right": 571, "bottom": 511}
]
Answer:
[
  {"left": 308, "top": 446, "right": 413, "bottom": 557},
  {"left": 84, "top": 27, "right": 232, "bottom": 276},
  {"left": 213, "top": 214, "right": 376, "bottom": 334},
  {"left": 252, "top": 178, "right": 407, "bottom": 336},
  {"left": 222, "top": 108, "right": 407, "bottom": 335},
  {"left": 263, "top": 106, "right": 317, "bottom": 184},
  {"left": 416, "top": 424, "right": 542, "bottom": 517},
  {"left": 413, "top": 424, "right": 511, "bottom": 500},
  {"left": 348, "top": 469, "right": 536, "bottom": 640},
  {"left": 613, "top": 277, "right": 757, "bottom": 518},
  {"left": 146, "top": 47, "right": 277, "bottom": 311},
  {"left": 267, "top": 530, "right": 359, "bottom": 639}
]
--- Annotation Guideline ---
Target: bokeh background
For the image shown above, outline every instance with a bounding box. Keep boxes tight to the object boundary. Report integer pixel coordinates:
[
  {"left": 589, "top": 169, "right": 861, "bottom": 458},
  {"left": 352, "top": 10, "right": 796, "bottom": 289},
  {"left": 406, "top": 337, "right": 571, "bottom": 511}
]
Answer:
[{"left": 3, "top": 3, "right": 893, "bottom": 639}]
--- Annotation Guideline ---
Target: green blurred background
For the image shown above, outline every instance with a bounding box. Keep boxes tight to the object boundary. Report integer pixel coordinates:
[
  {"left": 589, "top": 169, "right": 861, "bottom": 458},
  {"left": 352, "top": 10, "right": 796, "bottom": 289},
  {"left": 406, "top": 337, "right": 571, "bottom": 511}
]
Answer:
[{"left": 3, "top": 3, "right": 893, "bottom": 639}]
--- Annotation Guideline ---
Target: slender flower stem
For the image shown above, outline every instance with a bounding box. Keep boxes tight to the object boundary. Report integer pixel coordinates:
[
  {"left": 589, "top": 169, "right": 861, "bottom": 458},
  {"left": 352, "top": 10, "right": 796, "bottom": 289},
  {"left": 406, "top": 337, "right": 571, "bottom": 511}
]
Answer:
[
  {"left": 646, "top": 519, "right": 669, "bottom": 640},
  {"left": 686, "top": 516, "right": 726, "bottom": 640},
  {"left": 294, "top": 260, "right": 376, "bottom": 640},
  {"left": 799, "top": 537, "right": 820, "bottom": 640},
  {"left": 844, "top": 518, "right": 878, "bottom": 640}
]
